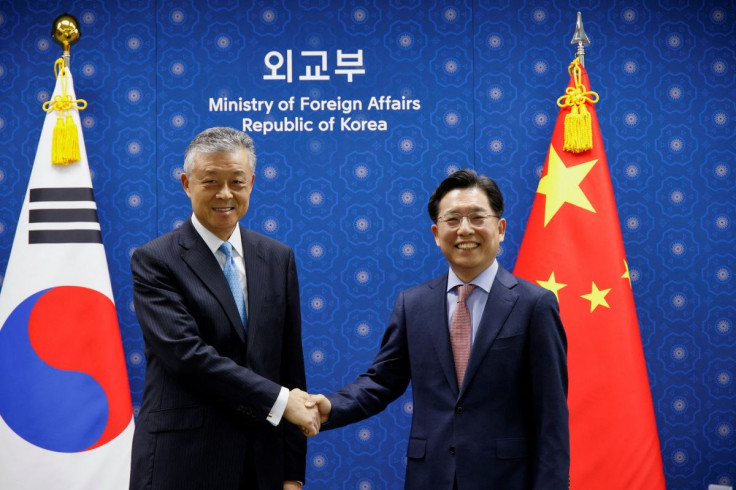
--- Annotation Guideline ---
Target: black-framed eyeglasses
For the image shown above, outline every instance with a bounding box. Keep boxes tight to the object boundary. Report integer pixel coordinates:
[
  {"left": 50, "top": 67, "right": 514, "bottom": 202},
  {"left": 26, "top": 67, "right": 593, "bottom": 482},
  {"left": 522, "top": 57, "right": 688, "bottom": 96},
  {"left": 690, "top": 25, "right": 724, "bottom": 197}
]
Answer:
[{"left": 436, "top": 213, "right": 500, "bottom": 229}]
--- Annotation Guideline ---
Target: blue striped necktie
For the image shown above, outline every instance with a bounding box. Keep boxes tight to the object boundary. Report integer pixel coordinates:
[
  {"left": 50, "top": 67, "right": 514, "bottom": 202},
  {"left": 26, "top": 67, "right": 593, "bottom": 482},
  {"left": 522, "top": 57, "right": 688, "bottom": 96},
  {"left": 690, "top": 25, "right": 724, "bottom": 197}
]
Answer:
[{"left": 218, "top": 242, "right": 247, "bottom": 331}]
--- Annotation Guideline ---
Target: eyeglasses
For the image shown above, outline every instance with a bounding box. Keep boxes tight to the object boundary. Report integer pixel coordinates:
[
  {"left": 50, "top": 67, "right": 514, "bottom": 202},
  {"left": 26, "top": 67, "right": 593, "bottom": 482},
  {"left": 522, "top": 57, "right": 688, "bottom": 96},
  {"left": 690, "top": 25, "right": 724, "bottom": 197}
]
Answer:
[{"left": 436, "top": 213, "right": 500, "bottom": 229}]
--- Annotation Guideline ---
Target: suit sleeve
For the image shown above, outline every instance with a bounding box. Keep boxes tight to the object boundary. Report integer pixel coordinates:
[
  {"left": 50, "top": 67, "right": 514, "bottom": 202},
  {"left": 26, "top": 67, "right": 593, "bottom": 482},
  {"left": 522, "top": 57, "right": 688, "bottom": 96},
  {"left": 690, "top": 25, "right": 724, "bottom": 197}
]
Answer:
[
  {"left": 280, "top": 249, "right": 307, "bottom": 482},
  {"left": 131, "top": 243, "right": 282, "bottom": 419},
  {"left": 529, "top": 289, "right": 570, "bottom": 489},
  {"left": 325, "top": 291, "right": 412, "bottom": 429}
]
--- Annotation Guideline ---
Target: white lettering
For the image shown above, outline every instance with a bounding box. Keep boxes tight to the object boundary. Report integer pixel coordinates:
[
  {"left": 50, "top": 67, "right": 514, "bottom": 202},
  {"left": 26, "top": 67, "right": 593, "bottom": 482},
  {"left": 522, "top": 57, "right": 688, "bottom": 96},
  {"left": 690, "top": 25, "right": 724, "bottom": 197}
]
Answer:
[
  {"left": 209, "top": 98, "right": 274, "bottom": 114},
  {"left": 367, "top": 95, "right": 421, "bottom": 111},
  {"left": 242, "top": 117, "right": 314, "bottom": 135},
  {"left": 340, "top": 117, "right": 388, "bottom": 132},
  {"left": 299, "top": 96, "right": 362, "bottom": 115}
]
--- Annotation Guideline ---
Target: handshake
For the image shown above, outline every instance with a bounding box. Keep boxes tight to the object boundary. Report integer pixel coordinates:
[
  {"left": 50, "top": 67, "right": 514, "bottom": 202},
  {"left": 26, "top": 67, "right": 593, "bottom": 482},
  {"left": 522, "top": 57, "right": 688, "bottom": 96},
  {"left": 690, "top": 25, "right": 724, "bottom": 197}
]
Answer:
[{"left": 284, "top": 388, "right": 331, "bottom": 437}]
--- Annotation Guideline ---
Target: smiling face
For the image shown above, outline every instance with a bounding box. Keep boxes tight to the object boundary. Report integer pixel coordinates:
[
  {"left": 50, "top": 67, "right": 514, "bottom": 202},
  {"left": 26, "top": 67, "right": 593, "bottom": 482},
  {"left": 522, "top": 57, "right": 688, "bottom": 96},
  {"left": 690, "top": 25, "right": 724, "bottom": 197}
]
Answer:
[
  {"left": 181, "top": 149, "right": 255, "bottom": 240},
  {"left": 431, "top": 186, "right": 506, "bottom": 283}
]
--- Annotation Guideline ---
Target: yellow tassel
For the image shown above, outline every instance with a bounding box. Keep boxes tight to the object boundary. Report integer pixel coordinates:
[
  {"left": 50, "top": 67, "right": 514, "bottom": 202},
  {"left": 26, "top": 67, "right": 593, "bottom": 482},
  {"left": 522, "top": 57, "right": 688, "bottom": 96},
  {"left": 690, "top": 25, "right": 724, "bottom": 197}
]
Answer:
[
  {"left": 43, "top": 58, "right": 87, "bottom": 165},
  {"left": 65, "top": 115, "right": 81, "bottom": 163},
  {"left": 563, "top": 105, "right": 593, "bottom": 153},
  {"left": 50, "top": 115, "right": 80, "bottom": 165},
  {"left": 51, "top": 116, "right": 68, "bottom": 165},
  {"left": 557, "top": 58, "right": 599, "bottom": 154}
]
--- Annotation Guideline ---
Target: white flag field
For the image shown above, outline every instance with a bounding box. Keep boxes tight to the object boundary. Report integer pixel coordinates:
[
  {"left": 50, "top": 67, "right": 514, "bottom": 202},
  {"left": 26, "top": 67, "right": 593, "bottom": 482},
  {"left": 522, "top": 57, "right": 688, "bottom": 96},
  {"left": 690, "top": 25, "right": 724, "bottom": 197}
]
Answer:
[{"left": 0, "top": 67, "right": 134, "bottom": 488}]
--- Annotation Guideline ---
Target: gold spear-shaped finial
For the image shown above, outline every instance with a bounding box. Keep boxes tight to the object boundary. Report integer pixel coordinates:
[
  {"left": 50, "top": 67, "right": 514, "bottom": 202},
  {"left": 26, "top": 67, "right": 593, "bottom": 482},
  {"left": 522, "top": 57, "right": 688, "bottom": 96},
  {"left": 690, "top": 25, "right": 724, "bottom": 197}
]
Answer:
[{"left": 570, "top": 11, "right": 591, "bottom": 67}]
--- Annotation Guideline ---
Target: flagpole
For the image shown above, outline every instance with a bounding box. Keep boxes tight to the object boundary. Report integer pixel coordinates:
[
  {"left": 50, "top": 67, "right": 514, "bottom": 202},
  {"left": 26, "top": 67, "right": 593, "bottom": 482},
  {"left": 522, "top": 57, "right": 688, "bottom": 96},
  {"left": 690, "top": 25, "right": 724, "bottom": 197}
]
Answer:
[
  {"left": 51, "top": 14, "right": 80, "bottom": 68},
  {"left": 570, "top": 11, "right": 590, "bottom": 67}
]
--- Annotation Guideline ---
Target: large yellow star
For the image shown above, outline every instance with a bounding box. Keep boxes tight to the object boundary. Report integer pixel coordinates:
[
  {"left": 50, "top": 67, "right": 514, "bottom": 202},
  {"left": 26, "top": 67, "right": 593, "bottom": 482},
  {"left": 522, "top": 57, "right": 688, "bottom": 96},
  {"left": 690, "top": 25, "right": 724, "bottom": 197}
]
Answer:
[
  {"left": 537, "top": 271, "right": 567, "bottom": 302},
  {"left": 581, "top": 281, "right": 611, "bottom": 313},
  {"left": 622, "top": 260, "right": 632, "bottom": 288},
  {"left": 537, "top": 145, "right": 598, "bottom": 226}
]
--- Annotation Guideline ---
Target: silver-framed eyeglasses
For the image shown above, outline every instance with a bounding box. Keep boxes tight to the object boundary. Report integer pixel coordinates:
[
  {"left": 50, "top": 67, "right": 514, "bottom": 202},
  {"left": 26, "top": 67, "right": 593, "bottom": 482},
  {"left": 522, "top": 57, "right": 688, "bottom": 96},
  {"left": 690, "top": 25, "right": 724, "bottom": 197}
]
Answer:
[{"left": 436, "top": 213, "right": 500, "bottom": 229}]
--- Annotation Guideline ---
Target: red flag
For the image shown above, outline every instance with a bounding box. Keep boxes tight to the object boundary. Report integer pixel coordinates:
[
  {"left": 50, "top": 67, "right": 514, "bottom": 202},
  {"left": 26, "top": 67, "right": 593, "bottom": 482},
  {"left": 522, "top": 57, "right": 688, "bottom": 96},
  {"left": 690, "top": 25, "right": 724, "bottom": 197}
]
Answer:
[{"left": 514, "top": 59, "right": 665, "bottom": 489}]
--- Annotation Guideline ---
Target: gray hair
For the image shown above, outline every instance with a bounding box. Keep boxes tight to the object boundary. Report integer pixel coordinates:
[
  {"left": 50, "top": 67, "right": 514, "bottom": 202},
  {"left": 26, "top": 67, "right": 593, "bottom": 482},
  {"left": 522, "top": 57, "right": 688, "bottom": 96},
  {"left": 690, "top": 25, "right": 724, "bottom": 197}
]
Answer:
[{"left": 183, "top": 127, "right": 256, "bottom": 175}]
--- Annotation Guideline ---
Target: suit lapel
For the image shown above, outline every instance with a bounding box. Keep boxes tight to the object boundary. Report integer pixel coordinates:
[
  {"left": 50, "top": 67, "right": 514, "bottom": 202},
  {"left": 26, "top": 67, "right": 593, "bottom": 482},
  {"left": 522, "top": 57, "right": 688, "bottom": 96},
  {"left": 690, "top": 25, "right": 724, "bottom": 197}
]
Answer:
[
  {"left": 460, "top": 266, "right": 519, "bottom": 396},
  {"left": 424, "top": 275, "right": 461, "bottom": 394},
  {"left": 240, "top": 228, "right": 266, "bottom": 347},
  {"left": 179, "top": 219, "right": 246, "bottom": 343}
]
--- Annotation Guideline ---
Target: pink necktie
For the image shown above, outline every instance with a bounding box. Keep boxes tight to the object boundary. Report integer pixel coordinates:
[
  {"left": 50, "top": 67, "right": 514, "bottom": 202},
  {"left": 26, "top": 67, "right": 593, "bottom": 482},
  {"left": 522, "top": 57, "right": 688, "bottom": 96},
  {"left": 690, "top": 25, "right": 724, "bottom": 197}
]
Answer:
[{"left": 450, "top": 284, "right": 476, "bottom": 387}]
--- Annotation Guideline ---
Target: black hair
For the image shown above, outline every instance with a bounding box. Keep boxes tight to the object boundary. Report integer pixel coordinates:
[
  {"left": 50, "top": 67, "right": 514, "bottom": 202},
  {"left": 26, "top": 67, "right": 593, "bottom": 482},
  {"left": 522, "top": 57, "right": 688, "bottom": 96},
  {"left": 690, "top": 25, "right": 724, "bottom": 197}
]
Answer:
[{"left": 427, "top": 169, "right": 504, "bottom": 222}]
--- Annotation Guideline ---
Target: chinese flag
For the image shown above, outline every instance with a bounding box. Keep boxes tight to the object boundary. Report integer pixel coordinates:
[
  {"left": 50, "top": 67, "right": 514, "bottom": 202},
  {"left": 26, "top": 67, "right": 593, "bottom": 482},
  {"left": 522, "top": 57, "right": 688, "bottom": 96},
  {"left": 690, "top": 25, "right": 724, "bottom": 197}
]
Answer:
[{"left": 514, "top": 60, "right": 665, "bottom": 489}]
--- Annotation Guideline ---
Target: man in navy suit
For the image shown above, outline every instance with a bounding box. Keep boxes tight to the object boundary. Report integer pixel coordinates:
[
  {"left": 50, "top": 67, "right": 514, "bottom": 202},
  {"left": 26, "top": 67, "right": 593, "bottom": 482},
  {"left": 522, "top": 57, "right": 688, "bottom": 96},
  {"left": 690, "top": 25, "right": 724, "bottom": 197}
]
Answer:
[
  {"left": 308, "top": 169, "right": 569, "bottom": 489},
  {"left": 130, "top": 127, "right": 319, "bottom": 489}
]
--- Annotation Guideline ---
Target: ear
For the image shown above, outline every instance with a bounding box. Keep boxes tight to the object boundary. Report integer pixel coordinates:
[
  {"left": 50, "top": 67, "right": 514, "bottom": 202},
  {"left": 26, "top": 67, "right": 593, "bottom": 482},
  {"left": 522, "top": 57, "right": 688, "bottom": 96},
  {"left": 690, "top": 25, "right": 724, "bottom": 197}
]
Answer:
[
  {"left": 181, "top": 172, "right": 191, "bottom": 197},
  {"left": 431, "top": 223, "right": 440, "bottom": 247},
  {"left": 497, "top": 218, "right": 507, "bottom": 242}
]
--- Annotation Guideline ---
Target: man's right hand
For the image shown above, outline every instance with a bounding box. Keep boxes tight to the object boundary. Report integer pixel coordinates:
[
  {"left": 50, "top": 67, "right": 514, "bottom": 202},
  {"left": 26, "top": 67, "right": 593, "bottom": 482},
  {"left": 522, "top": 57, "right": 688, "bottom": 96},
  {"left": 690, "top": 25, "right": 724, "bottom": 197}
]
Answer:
[
  {"left": 304, "top": 394, "right": 332, "bottom": 424},
  {"left": 284, "top": 388, "right": 321, "bottom": 437}
]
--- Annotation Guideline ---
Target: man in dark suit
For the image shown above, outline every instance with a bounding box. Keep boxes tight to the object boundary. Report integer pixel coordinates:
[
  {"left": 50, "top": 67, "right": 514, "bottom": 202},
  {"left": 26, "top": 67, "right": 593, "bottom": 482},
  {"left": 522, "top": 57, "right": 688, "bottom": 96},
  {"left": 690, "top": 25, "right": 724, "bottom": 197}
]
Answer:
[
  {"left": 130, "top": 127, "right": 318, "bottom": 490},
  {"left": 308, "top": 169, "right": 569, "bottom": 489}
]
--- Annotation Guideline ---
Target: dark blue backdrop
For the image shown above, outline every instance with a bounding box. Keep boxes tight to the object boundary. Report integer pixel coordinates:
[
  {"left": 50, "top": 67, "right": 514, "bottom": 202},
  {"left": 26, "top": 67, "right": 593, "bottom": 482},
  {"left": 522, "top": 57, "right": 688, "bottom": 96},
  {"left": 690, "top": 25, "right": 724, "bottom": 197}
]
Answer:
[{"left": 0, "top": 1, "right": 734, "bottom": 488}]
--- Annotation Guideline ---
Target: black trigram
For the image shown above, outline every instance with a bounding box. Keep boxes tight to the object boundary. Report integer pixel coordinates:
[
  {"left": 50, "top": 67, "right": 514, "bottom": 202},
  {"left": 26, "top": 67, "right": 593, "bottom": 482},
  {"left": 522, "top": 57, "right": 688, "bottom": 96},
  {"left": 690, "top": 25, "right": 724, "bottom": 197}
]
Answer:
[{"left": 28, "top": 187, "right": 102, "bottom": 244}]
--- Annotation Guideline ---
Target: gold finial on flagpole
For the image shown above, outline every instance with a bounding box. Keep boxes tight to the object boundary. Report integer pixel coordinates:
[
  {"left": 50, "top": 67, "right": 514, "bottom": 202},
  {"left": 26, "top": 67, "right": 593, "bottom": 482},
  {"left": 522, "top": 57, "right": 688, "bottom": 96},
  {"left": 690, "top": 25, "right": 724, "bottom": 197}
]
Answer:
[
  {"left": 570, "top": 11, "right": 590, "bottom": 67},
  {"left": 52, "top": 14, "right": 80, "bottom": 68}
]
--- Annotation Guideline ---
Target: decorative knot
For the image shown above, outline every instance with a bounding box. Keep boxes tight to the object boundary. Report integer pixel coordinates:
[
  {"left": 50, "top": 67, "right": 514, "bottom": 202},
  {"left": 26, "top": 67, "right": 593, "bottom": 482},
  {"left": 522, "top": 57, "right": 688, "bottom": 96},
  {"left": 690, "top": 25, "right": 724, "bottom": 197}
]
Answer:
[
  {"left": 41, "top": 58, "right": 87, "bottom": 165},
  {"left": 556, "top": 58, "right": 600, "bottom": 154}
]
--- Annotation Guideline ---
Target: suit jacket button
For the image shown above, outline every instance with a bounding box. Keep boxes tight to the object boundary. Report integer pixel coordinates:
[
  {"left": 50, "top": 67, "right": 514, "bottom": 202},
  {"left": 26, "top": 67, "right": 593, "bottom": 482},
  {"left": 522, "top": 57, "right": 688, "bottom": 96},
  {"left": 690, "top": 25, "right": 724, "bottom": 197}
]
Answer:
[
  {"left": 449, "top": 446, "right": 455, "bottom": 456},
  {"left": 455, "top": 406, "right": 463, "bottom": 414}
]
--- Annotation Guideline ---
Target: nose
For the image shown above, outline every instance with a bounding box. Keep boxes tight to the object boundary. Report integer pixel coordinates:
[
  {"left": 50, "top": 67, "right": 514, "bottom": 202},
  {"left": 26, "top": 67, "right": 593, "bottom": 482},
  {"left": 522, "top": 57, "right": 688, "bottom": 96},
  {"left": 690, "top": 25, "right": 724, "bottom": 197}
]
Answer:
[
  {"left": 456, "top": 216, "right": 474, "bottom": 234},
  {"left": 216, "top": 184, "right": 233, "bottom": 199}
]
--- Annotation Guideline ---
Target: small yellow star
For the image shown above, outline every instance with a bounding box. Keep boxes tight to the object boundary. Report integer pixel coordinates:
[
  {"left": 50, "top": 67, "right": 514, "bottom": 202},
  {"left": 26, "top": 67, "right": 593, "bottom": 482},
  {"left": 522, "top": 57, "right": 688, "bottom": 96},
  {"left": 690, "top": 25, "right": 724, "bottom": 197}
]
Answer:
[
  {"left": 622, "top": 260, "right": 632, "bottom": 288},
  {"left": 537, "top": 271, "right": 567, "bottom": 302},
  {"left": 581, "top": 281, "right": 611, "bottom": 313},
  {"left": 538, "top": 144, "right": 598, "bottom": 226}
]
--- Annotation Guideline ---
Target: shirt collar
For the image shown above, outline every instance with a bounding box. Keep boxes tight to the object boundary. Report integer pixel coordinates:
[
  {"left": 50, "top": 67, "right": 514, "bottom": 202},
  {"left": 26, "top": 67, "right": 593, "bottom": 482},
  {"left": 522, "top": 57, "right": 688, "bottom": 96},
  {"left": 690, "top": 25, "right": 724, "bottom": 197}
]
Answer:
[
  {"left": 446, "top": 260, "right": 498, "bottom": 294},
  {"left": 190, "top": 214, "right": 244, "bottom": 258}
]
